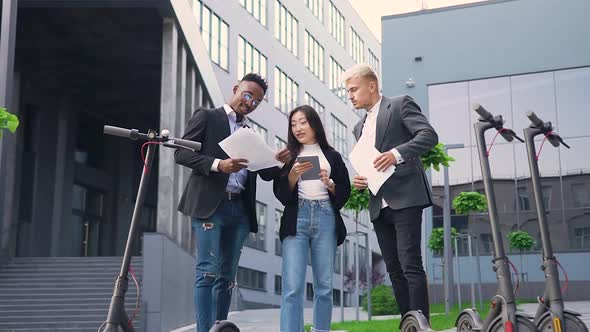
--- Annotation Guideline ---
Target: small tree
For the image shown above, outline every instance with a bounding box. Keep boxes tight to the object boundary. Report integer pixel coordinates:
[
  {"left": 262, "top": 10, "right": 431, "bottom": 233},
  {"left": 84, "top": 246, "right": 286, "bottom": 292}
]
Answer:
[
  {"left": 421, "top": 143, "right": 456, "bottom": 171},
  {"left": 0, "top": 107, "right": 19, "bottom": 139},
  {"left": 507, "top": 230, "right": 535, "bottom": 281},
  {"left": 452, "top": 192, "right": 488, "bottom": 215},
  {"left": 428, "top": 227, "right": 458, "bottom": 255},
  {"left": 344, "top": 187, "right": 369, "bottom": 232}
]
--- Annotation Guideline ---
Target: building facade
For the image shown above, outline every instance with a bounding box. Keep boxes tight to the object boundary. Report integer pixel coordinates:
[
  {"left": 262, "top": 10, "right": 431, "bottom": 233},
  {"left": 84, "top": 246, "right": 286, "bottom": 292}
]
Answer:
[
  {"left": 0, "top": 0, "right": 384, "bottom": 316},
  {"left": 191, "top": 0, "right": 383, "bottom": 308},
  {"left": 381, "top": 0, "right": 590, "bottom": 301}
]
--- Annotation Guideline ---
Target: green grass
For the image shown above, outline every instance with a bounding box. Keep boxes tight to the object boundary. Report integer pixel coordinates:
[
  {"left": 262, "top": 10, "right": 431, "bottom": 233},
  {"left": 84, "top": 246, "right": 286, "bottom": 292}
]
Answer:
[{"left": 304, "top": 300, "right": 538, "bottom": 332}]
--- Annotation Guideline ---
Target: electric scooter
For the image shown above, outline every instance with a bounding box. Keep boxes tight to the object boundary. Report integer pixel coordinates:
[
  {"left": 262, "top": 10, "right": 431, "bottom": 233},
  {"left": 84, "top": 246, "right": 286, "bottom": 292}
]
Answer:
[
  {"left": 99, "top": 126, "right": 202, "bottom": 332},
  {"left": 523, "top": 112, "right": 588, "bottom": 332},
  {"left": 456, "top": 104, "right": 538, "bottom": 332}
]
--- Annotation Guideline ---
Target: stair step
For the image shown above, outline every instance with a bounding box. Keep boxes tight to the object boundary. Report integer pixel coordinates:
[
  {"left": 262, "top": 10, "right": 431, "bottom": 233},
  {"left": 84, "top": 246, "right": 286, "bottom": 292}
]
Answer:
[
  {"left": 0, "top": 293, "right": 140, "bottom": 300},
  {"left": 0, "top": 296, "right": 138, "bottom": 304},
  {"left": 0, "top": 257, "right": 144, "bottom": 331},
  {"left": 0, "top": 304, "right": 139, "bottom": 312},
  {"left": 0, "top": 308, "right": 138, "bottom": 316},
  {"left": 0, "top": 322, "right": 142, "bottom": 330},
  {"left": 0, "top": 277, "right": 142, "bottom": 284},
  {"left": 0, "top": 328, "right": 111, "bottom": 332}
]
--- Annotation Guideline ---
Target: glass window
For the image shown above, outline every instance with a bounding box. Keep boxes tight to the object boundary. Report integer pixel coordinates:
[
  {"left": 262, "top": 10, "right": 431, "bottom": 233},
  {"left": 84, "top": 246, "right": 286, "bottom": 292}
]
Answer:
[
  {"left": 274, "top": 209, "right": 283, "bottom": 256},
  {"left": 334, "top": 247, "right": 341, "bottom": 274},
  {"left": 333, "top": 288, "right": 341, "bottom": 305},
  {"left": 274, "top": 1, "right": 298, "bottom": 56},
  {"left": 555, "top": 67, "right": 590, "bottom": 137},
  {"left": 275, "top": 136, "right": 287, "bottom": 151},
  {"left": 571, "top": 183, "right": 590, "bottom": 208},
  {"left": 240, "top": 0, "right": 267, "bottom": 26},
  {"left": 517, "top": 187, "right": 531, "bottom": 211},
  {"left": 274, "top": 275, "right": 282, "bottom": 294},
  {"left": 329, "top": 57, "right": 345, "bottom": 101},
  {"left": 306, "top": 282, "right": 314, "bottom": 301},
  {"left": 274, "top": 67, "right": 298, "bottom": 114},
  {"left": 350, "top": 27, "right": 364, "bottom": 64},
  {"left": 195, "top": 1, "right": 229, "bottom": 70},
  {"left": 328, "top": 1, "right": 345, "bottom": 46},
  {"left": 428, "top": 66, "right": 590, "bottom": 253},
  {"left": 574, "top": 227, "right": 590, "bottom": 249},
  {"left": 304, "top": 93, "right": 325, "bottom": 121},
  {"left": 249, "top": 119, "right": 269, "bottom": 145},
  {"left": 331, "top": 114, "right": 348, "bottom": 156},
  {"left": 238, "top": 36, "right": 267, "bottom": 80},
  {"left": 245, "top": 201, "right": 267, "bottom": 250},
  {"left": 304, "top": 31, "right": 325, "bottom": 81},
  {"left": 237, "top": 266, "right": 266, "bottom": 291},
  {"left": 368, "top": 49, "right": 380, "bottom": 74},
  {"left": 305, "top": 0, "right": 323, "bottom": 22}
]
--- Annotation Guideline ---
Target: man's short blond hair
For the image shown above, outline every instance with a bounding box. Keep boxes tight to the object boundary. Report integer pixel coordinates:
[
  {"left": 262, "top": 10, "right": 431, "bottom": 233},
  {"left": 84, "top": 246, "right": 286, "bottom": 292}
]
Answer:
[{"left": 341, "top": 64, "right": 380, "bottom": 85}]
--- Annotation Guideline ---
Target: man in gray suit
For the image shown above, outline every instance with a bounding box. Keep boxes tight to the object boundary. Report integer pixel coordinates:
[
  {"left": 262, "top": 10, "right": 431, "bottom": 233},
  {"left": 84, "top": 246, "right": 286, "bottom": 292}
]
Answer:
[
  {"left": 175, "top": 73, "right": 290, "bottom": 332},
  {"left": 343, "top": 64, "right": 438, "bottom": 319}
]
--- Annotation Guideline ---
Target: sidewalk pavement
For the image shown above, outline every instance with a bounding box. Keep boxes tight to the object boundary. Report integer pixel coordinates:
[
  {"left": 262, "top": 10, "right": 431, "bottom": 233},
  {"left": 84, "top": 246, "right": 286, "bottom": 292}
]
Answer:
[{"left": 171, "top": 301, "right": 590, "bottom": 332}]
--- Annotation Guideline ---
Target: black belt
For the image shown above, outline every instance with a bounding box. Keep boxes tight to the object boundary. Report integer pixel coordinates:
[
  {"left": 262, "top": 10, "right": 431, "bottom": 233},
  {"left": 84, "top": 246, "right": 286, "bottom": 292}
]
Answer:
[{"left": 224, "top": 192, "right": 242, "bottom": 200}]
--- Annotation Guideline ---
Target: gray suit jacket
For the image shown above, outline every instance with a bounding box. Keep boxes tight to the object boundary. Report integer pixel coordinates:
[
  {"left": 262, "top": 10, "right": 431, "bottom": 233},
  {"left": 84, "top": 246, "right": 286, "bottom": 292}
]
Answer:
[{"left": 353, "top": 95, "right": 438, "bottom": 221}]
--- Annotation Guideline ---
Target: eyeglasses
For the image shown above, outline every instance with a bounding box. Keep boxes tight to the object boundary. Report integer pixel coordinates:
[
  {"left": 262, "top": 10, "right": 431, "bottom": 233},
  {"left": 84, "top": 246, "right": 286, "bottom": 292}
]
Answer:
[{"left": 239, "top": 89, "right": 262, "bottom": 107}]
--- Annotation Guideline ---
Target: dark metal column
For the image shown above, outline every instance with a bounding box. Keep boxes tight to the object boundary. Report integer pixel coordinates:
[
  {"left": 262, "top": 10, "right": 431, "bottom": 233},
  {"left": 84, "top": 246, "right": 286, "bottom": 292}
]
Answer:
[{"left": 0, "top": 0, "right": 18, "bottom": 257}]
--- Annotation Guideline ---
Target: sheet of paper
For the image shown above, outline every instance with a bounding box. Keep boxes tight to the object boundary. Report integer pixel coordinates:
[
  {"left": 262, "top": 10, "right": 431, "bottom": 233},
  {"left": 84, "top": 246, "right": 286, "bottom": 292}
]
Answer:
[
  {"left": 349, "top": 141, "right": 396, "bottom": 195},
  {"left": 219, "top": 127, "right": 283, "bottom": 171}
]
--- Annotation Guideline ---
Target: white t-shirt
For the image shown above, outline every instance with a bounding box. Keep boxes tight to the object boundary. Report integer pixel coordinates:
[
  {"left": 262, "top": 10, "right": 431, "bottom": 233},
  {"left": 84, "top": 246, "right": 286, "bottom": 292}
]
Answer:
[{"left": 297, "top": 143, "right": 331, "bottom": 200}]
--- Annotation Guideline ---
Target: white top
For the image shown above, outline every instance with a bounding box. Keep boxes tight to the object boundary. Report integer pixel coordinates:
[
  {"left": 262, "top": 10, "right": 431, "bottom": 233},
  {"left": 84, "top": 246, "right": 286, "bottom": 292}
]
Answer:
[{"left": 297, "top": 143, "right": 331, "bottom": 200}]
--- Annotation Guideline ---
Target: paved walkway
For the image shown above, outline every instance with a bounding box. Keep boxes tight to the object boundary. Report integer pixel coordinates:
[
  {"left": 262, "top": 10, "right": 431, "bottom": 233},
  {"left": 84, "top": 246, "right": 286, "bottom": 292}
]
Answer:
[{"left": 171, "top": 301, "right": 590, "bottom": 332}]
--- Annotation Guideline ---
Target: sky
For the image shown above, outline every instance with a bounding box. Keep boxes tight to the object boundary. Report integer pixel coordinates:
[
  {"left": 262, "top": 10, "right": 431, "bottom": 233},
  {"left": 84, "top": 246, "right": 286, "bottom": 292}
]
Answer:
[{"left": 348, "top": 0, "right": 486, "bottom": 42}]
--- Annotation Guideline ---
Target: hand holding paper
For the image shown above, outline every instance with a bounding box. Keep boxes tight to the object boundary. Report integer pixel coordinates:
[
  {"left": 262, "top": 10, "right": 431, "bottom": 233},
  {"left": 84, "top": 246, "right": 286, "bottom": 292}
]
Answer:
[
  {"left": 219, "top": 127, "right": 283, "bottom": 171},
  {"left": 349, "top": 142, "right": 396, "bottom": 195}
]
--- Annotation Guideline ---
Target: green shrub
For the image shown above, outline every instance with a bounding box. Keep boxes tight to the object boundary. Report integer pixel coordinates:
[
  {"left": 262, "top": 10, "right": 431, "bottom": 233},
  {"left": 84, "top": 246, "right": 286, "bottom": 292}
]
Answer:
[{"left": 361, "top": 285, "right": 399, "bottom": 315}]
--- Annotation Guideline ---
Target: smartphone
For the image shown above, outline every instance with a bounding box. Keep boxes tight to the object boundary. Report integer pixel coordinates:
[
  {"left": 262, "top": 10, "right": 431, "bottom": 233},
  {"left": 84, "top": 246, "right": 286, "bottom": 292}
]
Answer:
[{"left": 296, "top": 155, "right": 321, "bottom": 181}]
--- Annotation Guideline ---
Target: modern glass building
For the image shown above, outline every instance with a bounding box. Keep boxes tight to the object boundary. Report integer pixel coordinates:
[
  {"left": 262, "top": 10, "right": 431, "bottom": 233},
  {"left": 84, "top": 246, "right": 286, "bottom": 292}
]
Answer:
[{"left": 381, "top": 0, "right": 590, "bottom": 301}]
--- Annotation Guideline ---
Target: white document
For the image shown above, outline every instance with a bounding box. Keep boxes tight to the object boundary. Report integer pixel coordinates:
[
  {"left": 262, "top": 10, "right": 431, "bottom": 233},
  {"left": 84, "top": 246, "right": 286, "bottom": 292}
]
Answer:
[
  {"left": 349, "top": 141, "right": 396, "bottom": 195},
  {"left": 219, "top": 127, "right": 282, "bottom": 171}
]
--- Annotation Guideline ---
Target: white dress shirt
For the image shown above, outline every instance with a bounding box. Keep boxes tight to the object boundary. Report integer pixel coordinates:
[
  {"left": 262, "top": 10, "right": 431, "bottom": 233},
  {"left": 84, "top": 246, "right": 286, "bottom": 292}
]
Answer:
[{"left": 358, "top": 96, "right": 404, "bottom": 208}]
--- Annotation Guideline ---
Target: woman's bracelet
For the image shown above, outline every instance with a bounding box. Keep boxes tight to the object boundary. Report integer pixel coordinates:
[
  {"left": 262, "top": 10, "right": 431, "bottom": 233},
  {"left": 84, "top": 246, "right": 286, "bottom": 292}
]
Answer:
[{"left": 326, "top": 179, "right": 335, "bottom": 189}]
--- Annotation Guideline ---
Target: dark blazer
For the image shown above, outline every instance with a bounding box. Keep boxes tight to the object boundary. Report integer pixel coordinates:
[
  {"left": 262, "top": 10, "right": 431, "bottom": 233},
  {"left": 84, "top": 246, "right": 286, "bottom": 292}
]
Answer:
[
  {"left": 353, "top": 95, "right": 438, "bottom": 221},
  {"left": 273, "top": 146, "right": 351, "bottom": 246},
  {"left": 175, "top": 106, "right": 280, "bottom": 233}
]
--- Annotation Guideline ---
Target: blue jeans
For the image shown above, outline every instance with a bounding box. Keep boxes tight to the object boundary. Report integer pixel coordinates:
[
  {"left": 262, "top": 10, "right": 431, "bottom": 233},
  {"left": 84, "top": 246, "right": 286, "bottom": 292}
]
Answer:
[
  {"left": 281, "top": 199, "right": 337, "bottom": 332},
  {"left": 192, "top": 199, "right": 250, "bottom": 332}
]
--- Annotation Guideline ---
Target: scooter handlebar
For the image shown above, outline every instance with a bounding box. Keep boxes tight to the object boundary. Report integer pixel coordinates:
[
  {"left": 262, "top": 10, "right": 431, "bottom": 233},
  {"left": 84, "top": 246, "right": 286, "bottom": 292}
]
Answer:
[
  {"left": 171, "top": 138, "right": 202, "bottom": 151},
  {"left": 104, "top": 125, "right": 139, "bottom": 139},
  {"left": 104, "top": 125, "right": 201, "bottom": 151},
  {"left": 473, "top": 103, "right": 493, "bottom": 121},
  {"left": 526, "top": 111, "right": 544, "bottom": 128}
]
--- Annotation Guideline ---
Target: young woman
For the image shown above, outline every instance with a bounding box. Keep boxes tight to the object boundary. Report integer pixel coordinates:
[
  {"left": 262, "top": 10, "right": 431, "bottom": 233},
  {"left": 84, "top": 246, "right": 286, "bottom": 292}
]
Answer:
[{"left": 274, "top": 105, "right": 351, "bottom": 332}]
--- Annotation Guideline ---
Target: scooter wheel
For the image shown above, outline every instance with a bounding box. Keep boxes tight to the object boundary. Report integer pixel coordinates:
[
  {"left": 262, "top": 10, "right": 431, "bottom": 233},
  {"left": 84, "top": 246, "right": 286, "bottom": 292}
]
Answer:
[
  {"left": 208, "top": 320, "right": 240, "bottom": 332},
  {"left": 489, "top": 315, "right": 537, "bottom": 332},
  {"left": 457, "top": 313, "right": 478, "bottom": 332},
  {"left": 400, "top": 314, "right": 431, "bottom": 332},
  {"left": 537, "top": 312, "right": 588, "bottom": 332}
]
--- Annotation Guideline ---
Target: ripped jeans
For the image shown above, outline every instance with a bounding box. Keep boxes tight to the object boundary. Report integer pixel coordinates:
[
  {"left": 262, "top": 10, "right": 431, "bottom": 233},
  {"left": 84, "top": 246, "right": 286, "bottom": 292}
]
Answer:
[{"left": 191, "top": 199, "right": 250, "bottom": 332}]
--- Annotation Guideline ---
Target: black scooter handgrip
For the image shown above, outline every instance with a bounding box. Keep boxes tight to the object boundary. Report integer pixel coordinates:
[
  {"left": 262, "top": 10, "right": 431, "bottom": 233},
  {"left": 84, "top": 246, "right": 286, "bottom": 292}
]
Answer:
[
  {"left": 526, "top": 111, "right": 544, "bottom": 128},
  {"left": 104, "top": 125, "right": 137, "bottom": 139},
  {"left": 473, "top": 103, "right": 493, "bottom": 121},
  {"left": 172, "top": 138, "right": 202, "bottom": 151}
]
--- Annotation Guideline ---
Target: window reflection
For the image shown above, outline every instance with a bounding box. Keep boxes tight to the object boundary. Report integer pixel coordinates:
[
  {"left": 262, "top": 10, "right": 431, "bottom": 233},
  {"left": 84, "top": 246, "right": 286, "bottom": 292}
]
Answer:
[{"left": 428, "top": 66, "right": 590, "bottom": 253}]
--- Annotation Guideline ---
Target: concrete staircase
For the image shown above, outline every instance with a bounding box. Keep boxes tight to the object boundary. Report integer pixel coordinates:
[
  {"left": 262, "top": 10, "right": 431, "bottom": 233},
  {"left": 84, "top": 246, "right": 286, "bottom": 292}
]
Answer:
[{"left": 0, "top": 256, "right": 143, "bottom": 332}]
